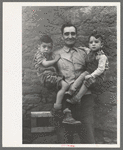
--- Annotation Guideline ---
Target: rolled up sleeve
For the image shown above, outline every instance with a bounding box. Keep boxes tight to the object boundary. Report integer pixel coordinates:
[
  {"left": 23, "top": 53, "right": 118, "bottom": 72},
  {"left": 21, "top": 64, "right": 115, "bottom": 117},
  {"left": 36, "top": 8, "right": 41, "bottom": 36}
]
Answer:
[{"left": 91, "top": 55, "right": 107, "bottom": 78}]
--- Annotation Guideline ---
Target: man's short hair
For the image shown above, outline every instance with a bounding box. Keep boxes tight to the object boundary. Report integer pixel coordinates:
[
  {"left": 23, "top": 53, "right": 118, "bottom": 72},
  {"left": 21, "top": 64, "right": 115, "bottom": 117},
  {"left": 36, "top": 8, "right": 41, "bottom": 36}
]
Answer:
[
  {"left": 61, "top": 23, "right": 77, "bottom": 35},
  {"left": 40, "top": 35, "right": 53, "bottom": 45},
  {"left": 88, "top": 30, "right": 103, "bottom": 43}
]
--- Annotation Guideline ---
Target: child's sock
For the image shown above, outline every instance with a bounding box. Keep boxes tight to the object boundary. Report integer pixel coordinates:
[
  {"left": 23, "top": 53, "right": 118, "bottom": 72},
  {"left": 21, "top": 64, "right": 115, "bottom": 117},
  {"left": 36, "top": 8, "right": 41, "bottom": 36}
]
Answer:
[{"left": 54, "top": 103, "right": 62, "bottom": 110}]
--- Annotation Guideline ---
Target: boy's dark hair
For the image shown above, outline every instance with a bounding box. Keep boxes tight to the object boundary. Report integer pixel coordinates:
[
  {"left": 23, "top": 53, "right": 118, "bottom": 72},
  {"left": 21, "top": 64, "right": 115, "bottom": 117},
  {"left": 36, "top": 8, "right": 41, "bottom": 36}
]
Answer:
[
  {"left": 40, "top": 35, "right": 53, "bottom": 45},
  {"left": 61, "top": 23, "right": 77, "bottom": 35},
  {"left": 88, "top": 30, "right": 103, "bottom": 43}
]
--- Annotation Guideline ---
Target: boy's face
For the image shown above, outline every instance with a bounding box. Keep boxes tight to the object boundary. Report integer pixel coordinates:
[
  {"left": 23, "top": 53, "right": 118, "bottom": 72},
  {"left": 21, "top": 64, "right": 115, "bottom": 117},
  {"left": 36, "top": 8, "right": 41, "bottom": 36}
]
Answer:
[
  {"left": 89, "top": 36, "right": 103, "bottom": 51},
  {"left": 40, "top": 42, "right": 52, "bottom": 53}
]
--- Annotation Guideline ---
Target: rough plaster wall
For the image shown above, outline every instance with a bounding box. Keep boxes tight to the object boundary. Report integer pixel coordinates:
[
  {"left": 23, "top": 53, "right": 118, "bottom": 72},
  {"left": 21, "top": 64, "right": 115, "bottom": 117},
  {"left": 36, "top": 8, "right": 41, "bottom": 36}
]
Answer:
[{"left": 22, "top": 6, "right": 117, "bottom": 144}]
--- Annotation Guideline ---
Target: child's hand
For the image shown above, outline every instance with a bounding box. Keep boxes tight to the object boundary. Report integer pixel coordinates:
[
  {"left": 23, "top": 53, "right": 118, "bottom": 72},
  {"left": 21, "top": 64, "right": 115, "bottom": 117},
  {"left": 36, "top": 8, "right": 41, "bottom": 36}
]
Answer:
[
  {"left": 85, "top": 75, "right": 92, "bottom": 80},
  {"left": 55, "top": 54, "right": 61, "bottom": 61},
  {"left": 83, "top": 47, "right": 90, "bottom": 51},
  {"left": 79, "top": 46, "right": 90, "bottom": 53}
]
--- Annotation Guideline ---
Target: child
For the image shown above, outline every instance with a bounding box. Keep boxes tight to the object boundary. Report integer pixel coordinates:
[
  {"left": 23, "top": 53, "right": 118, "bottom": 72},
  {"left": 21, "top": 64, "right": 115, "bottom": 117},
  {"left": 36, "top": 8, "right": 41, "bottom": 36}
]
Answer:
[
  {"left": 66, "top": 31, "right": 109, "bottom": 104},
  {"left": 34, "top": 35, "right": 62, "bottom": 88},
  {"left": 34, "top": 35, "right": 80, "bottom": 124}
]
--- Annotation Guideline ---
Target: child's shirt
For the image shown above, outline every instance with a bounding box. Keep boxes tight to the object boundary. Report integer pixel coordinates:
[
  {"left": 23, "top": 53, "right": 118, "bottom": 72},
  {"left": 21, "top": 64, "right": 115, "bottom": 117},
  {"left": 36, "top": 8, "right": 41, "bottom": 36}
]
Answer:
[
  {"left": 34, "top": 50, "right": 56, "bottom": 76},
  {"left": 85, "top": 48, "right": 109, "bottom": 78}
]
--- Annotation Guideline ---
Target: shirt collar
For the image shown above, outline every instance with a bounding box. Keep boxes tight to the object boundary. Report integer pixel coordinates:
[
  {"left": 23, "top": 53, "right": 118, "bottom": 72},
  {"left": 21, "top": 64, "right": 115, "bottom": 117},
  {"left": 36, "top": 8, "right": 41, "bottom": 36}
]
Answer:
[
  {"left": 96, "top": 50, "right": 104, "bottom": 55},
  {"left": 63, "top": 46, "right": 77, "bottom": 53}
]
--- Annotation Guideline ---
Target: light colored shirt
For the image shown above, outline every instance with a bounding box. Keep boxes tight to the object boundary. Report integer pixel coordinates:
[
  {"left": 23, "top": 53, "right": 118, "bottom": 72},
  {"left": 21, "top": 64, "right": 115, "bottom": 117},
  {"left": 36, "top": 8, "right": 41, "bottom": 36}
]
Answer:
[{"left": 54, "top": 46, "right": 91, "bottom": 94}]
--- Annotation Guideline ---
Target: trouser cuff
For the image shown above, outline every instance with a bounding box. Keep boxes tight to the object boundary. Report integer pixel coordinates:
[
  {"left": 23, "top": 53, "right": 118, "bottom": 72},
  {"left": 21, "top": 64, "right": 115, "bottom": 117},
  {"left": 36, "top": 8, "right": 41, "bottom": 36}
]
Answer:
[{"left": 63, "top": 108, "right": 71, "bottom": 114}]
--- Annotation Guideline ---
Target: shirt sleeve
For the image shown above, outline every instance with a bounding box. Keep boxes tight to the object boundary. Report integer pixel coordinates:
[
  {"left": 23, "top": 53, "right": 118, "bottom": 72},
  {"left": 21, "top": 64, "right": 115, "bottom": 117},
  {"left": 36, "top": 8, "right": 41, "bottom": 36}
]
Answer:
[
  {"left": 91, "top": 54, "right": 107, "bottom": 78},
  {"left": 34, "top": 51, "right": 46, "bottom": 68}
]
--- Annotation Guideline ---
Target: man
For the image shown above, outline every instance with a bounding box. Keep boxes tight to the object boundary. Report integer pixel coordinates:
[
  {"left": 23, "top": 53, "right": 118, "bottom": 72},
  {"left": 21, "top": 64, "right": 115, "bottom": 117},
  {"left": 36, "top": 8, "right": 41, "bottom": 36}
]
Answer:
[{"left": 52, "top": 23, "right": 95, "bottom": 144}]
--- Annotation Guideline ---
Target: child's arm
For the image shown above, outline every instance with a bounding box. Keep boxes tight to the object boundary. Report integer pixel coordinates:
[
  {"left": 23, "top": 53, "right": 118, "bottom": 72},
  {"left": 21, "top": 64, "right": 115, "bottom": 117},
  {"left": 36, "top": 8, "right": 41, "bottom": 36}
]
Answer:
[
  {"left": 85, "top": 55, "right": 107, "bottom": 80},
  {"left": 42, "top": 54, "right": 61, "bottom": 67}
]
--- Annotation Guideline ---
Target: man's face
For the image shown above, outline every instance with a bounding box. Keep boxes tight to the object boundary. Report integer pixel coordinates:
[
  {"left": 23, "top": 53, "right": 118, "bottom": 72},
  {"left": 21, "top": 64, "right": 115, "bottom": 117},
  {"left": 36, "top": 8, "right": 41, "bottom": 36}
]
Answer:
[{"left": 62, "top": 26, "right": 77, "bottom": 47}]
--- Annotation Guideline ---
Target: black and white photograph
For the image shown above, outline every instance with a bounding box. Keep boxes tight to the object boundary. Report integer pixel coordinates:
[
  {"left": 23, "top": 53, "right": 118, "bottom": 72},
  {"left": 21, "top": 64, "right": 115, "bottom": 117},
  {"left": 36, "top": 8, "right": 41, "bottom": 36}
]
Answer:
[{"left": 3, "top": 2, "right": 120, "bottom": 147}]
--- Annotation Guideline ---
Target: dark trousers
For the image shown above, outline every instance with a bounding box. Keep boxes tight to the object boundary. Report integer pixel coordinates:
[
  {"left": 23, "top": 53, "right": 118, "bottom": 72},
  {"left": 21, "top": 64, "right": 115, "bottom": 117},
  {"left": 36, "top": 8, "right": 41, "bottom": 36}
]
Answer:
[{"left": 62, "top": 94, "right": 95, "bottom": 144}]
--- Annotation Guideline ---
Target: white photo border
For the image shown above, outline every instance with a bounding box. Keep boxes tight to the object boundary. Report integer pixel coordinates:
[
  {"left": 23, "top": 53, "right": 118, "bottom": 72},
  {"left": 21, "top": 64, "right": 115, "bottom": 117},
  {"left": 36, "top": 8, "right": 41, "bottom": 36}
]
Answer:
[{"left": 2, "top": 2, "right": 121, "bottom": 148}]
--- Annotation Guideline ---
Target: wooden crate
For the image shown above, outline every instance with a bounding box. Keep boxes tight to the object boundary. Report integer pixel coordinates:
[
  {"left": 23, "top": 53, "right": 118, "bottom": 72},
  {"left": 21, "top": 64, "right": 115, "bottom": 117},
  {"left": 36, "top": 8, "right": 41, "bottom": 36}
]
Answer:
[{"left": 31, "top": 111, "right": 55, "bottom": 133}]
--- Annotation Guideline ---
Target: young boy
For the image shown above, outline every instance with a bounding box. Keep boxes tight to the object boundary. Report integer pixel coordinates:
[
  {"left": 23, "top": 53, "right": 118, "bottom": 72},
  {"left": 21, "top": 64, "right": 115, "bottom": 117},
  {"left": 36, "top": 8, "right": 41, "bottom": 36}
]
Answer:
[
  {"left": 66, "top": 31, "right": 109, "bottom": 104},
  {"left": 34, "top": 35, "right": 62, "bottom": 88}
]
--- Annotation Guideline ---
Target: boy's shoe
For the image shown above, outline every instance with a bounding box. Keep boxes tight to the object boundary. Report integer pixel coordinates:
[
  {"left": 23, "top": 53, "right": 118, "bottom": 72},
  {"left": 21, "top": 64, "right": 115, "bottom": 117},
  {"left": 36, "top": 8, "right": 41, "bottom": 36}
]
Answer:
[
  {"left": 62, "top": 108, "right": 81, "bottom": 124},
  {"left": 64, "top": 92, "right": 73, "bottom": 99},
  {"left": 66, "top": 96, "right": 81, "bottom": 104}
]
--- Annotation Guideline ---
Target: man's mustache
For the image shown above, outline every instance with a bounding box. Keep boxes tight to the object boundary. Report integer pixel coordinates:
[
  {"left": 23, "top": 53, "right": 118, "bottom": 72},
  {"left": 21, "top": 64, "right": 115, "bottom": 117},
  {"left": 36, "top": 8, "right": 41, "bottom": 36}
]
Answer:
[{"left": 66, "top": 38, "right": 76, "bottom": 40}]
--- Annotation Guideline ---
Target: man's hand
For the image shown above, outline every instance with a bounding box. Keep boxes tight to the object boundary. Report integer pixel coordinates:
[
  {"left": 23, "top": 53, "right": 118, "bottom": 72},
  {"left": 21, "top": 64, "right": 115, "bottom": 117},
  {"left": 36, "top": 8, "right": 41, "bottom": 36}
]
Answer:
[
  {"left": 85, "top": 74, "right": 92, "bottom": 80},
  {"left": 55, "top": 54, "right": 61, "bottom": 61}
]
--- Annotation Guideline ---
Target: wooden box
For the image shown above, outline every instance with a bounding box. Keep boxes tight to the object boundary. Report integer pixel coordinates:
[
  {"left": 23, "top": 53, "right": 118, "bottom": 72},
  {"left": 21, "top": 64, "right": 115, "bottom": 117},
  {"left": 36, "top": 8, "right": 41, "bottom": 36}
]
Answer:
[{"left": 31, "top": 111, "right": 54, "bottom": 133}]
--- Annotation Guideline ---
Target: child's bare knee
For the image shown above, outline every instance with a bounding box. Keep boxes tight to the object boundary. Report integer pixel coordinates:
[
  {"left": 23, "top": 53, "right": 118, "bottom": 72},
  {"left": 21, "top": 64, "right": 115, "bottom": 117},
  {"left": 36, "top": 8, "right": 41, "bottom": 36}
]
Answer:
[{"left": 61, "top": 81, "right": 69, "bottom": 89}]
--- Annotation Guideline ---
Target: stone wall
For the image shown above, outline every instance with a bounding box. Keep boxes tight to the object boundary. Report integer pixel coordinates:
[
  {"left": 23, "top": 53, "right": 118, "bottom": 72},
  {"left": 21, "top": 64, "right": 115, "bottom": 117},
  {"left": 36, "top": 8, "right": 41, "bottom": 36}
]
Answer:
[{"left": 22, "top": 6, "right": 117, "bottom": 144}]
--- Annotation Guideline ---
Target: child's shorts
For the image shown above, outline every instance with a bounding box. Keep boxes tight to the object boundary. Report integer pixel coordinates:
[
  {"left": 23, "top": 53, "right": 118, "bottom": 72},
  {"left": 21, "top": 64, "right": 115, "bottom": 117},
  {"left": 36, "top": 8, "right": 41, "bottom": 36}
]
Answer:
[{"left": 38, "top": 70, "right": 63, "bottom": 89}]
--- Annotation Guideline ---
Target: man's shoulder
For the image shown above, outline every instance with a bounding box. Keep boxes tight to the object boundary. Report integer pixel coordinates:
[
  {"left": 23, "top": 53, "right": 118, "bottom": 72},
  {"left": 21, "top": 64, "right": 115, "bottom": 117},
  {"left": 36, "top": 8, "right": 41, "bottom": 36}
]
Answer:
[
  {"left": 74, "top": 47, "right": 88, "bottom": 56},
  {"left": 53, "top": 47, "right": 64, "bottom": 54},
  {"left": 77, "top": 46, "right": 90, "bottom": 54}
]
